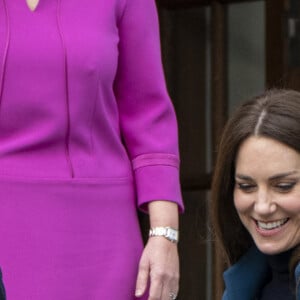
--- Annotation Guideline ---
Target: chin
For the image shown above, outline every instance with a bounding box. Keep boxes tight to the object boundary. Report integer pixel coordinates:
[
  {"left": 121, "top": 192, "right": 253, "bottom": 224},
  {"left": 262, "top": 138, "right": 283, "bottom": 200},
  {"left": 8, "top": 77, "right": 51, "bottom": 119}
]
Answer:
[
  {"left": 256, "top": 242, "right": 291, "bottom": 255},
  {"left": 257, "top": 246, "right": 282, "bottom": 255}
]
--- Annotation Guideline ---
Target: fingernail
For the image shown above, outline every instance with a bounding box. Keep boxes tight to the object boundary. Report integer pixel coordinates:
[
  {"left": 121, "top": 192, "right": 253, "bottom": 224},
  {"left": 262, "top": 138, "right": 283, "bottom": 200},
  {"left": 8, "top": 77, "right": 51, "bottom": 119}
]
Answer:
[{"left": 135, "top": 289, "right": 142, "bottom": 297}]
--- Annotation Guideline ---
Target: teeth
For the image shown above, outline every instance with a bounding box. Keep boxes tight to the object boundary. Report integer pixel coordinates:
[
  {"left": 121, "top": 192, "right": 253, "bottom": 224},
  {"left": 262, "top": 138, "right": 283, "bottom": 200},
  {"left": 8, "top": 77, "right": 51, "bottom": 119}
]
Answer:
[{"left": 257, "top": 218, "right": 288, "bottom": 230}]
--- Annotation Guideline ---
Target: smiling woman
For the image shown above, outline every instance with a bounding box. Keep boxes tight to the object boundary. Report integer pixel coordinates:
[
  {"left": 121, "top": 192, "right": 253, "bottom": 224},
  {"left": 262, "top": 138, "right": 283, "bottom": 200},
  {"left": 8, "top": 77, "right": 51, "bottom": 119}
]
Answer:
[
  {"left": 211, "top": 89, "right": 300, "bottom": 300},
  {"left": 234, "top": 136, "right": 300, "bottom": 255}
]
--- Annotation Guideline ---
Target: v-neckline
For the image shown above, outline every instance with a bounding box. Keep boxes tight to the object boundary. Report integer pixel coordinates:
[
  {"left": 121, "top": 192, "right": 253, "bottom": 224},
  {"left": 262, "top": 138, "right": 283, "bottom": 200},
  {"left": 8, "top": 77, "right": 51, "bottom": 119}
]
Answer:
[{"left": 26, "top": 0, "right": 40, "bottom": 12}]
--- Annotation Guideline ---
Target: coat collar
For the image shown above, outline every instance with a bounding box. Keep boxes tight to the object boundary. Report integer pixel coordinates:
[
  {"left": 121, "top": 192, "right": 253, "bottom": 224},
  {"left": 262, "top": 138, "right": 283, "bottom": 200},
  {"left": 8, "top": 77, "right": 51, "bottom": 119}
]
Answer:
[
  {"left": 294, "top": 263, "right": 300, "bottom": 299},
  {"left": 223, "top": 247, "right": 300, "bottom": 300},
  {"left": 223, "top": 246, "right": 269, "bottom": 300}
]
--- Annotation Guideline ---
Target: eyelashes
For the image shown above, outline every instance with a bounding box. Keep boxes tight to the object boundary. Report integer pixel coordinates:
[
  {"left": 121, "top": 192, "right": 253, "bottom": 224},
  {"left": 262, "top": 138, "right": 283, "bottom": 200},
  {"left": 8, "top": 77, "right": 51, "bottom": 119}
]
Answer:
[
  {"left": 235, "top": 181, "right": 297, "bottom": 193},
  {"left": 236, "top": 183, "right": 255, "bottom": 193},
  {"left": 275, "top": 182, "right": 297, "bottom": 192}
]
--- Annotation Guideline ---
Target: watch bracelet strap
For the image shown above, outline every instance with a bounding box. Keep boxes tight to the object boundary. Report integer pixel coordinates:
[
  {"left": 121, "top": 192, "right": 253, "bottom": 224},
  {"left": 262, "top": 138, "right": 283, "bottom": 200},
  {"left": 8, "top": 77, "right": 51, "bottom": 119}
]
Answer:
[{"left": 148, "top": 226, "right": 179, "bottom": 243}]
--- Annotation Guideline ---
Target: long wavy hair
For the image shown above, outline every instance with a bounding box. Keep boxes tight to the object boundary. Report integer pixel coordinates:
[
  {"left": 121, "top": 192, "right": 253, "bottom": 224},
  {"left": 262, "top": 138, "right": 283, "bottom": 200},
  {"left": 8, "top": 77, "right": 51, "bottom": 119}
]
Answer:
[{"left": 211, "top": 89, "right": 300, "bottom": 268}]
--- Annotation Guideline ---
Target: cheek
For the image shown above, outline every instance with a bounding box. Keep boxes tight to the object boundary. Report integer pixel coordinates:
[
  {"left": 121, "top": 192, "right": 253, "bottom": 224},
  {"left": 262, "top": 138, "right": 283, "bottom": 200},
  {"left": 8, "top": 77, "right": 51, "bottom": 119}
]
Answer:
[
  {"left": 279, "top": 194, "right": 300, "bottom": 213},
  {"left": 233, "top": 190, "right": 252, "bottom": 213}
]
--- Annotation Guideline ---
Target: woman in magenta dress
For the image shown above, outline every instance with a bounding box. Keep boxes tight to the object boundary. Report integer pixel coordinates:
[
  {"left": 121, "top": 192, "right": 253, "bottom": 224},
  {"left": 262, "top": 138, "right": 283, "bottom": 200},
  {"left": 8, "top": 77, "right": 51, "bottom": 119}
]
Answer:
[{"left": 0, "top": 0, "right": 184, "bottom": 299}]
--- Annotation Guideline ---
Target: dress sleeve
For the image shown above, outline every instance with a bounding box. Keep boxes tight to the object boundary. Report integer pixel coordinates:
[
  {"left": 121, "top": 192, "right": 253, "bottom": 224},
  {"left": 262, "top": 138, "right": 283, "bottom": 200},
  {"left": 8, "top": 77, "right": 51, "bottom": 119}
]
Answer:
[{"left": 114, "top": 0, "right": 184, "bottom": 212}]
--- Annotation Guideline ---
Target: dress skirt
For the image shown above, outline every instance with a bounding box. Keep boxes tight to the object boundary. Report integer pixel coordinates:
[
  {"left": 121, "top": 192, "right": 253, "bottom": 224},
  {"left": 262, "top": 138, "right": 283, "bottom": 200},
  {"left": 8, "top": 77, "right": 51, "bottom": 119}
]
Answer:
[{"left": 0, "top": 176, "right": 147, "bottom": 300}]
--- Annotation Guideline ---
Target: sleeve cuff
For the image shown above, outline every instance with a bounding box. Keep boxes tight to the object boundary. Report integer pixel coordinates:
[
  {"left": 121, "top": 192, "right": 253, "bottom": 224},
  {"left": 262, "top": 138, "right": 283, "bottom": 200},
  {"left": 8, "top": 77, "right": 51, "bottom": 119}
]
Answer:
[{"left": 133, "top": 159, "right": 184, "bottom": 213}]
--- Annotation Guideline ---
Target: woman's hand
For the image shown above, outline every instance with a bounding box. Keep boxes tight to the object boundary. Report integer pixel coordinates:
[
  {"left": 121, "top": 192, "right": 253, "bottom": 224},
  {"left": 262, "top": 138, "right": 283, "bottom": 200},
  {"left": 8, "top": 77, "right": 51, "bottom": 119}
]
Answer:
[
  {"left": 135, "top": 200, "right": 180, "bottom": 300},
  {"left": 135, "top": 236, "right": 179, "bottom": 300}
]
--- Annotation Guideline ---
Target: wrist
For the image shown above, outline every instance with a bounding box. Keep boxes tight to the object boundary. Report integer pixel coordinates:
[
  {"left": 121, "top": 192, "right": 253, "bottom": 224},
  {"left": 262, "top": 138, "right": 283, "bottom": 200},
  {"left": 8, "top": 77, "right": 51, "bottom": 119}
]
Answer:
[{"left": 148, "top": 200, "right": 179, "bottom": 228}]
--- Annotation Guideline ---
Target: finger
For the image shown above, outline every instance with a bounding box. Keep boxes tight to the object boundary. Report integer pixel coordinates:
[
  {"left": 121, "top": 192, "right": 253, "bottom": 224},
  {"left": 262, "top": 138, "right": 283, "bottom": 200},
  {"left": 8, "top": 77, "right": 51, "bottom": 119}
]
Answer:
[
  {"left": 167, "top": 290, "right": 178, "bottom": 300},
  {"left": 169, "top": 274, "right": 179, "bottom": 296},
  {"left": 135, "top": 261, "right": 149, "bottom": 297},
  {"left": 161, "top": 282, "right": 177, "bottom": 300},
  {"left": 148, "top": 274, "right": 163, "bottom": 300},
  {"left": 161, "top": 272, "right": 179, "bottom": 300},
  {"left": 162, "top": 288, "right": 178, "bottom": 300},
  {"left": 165, "top": 286, "right": 179, "bottom": 300}
]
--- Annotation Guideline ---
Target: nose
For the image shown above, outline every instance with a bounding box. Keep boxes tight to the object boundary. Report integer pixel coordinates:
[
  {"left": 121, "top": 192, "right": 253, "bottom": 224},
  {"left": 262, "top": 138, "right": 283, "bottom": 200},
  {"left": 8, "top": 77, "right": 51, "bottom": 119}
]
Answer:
[{"left": 254, "top": 190, "right": 276, "bottom": 215}]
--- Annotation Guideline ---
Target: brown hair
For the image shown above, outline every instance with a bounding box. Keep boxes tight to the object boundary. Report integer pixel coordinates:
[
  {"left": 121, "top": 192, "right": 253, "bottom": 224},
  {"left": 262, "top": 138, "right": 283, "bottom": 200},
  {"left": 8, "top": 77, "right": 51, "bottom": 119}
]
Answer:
[{"left": 211, "top": 89, "right": 300, "bottom": 267}]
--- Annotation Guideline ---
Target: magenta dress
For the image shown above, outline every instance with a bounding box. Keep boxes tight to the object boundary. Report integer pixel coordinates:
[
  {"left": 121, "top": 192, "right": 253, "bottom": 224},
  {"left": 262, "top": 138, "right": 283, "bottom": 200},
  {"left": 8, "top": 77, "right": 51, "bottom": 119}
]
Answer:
[{"left": 0, "top": 0, "right": 183, "bottom": 299}]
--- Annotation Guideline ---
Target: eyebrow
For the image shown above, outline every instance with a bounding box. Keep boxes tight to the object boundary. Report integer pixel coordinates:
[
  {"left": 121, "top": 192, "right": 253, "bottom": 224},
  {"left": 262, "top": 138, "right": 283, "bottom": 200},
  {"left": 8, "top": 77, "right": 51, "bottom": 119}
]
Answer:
[
  {"left": 235, "top": 174, "right": 253, "bottom": 181},
  {"left": 235, "top": 171, "right": 299, "bottom": 181},
  {"left": 269, "top": 171, "right": 299, "bottom": 180}
]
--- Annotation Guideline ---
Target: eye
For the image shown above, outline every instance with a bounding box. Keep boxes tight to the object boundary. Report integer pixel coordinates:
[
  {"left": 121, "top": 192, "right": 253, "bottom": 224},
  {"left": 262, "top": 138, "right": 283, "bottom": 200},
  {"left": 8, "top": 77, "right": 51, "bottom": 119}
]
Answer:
[
  {"left": 236, "top": 182, "right": 256, "bottom": 193},
  {"left": 275, "top": 182, "right": 296, "bottom": 193}
]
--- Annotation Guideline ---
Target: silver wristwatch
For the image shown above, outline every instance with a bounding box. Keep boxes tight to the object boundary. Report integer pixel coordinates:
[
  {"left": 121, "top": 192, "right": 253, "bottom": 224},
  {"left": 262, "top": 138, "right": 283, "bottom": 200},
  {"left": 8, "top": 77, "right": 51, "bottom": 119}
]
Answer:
[{"left": 149, "top": 226, "right": 179, "bottom": 243}]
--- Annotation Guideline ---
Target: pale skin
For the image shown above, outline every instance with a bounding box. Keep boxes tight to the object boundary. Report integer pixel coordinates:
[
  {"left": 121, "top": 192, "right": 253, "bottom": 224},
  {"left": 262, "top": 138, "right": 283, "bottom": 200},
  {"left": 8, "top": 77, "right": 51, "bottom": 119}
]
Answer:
[
  {"left": 234, "top": 136, "right": 300, "bottom": 255},
  {"left": 25, "top": 0, "right": 180, "bottom": 297},
  {"left": 136, "top": 201, "right": 179, "bottom": 300},
  {"left": 26, "top": 0, "right": 39, "bottom": 11}
]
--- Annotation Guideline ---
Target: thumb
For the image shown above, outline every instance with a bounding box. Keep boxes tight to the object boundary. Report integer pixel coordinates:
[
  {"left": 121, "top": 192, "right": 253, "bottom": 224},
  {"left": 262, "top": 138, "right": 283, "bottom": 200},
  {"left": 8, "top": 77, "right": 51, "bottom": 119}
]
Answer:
[{"left": 135, "top": 260, "right": 149, "bottom": 297}]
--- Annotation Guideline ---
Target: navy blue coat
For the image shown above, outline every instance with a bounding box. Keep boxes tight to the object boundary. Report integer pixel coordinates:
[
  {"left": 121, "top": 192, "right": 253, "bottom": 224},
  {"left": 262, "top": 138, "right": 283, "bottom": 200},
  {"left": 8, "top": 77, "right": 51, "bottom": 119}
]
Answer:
[{"left": 222, "top": 247, "right": 300, "bottom": 300}]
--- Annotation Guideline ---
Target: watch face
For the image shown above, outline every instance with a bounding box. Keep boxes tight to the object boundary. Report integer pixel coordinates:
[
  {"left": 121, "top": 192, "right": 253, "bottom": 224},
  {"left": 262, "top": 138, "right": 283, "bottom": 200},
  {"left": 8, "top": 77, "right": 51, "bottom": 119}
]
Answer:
[{"left": 166, "top": 228, "right": 179, "bottom": 242}]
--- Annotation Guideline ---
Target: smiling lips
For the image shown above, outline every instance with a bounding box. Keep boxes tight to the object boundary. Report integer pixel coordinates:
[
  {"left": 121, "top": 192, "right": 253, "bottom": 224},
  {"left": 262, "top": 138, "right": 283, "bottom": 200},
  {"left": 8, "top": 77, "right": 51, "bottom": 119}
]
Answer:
[
  {"left": 254, "top": 218, "right": 289, "bottom": 236},
  {"left": 257, "top": 218, "right": 289, "bottom": 230}
]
